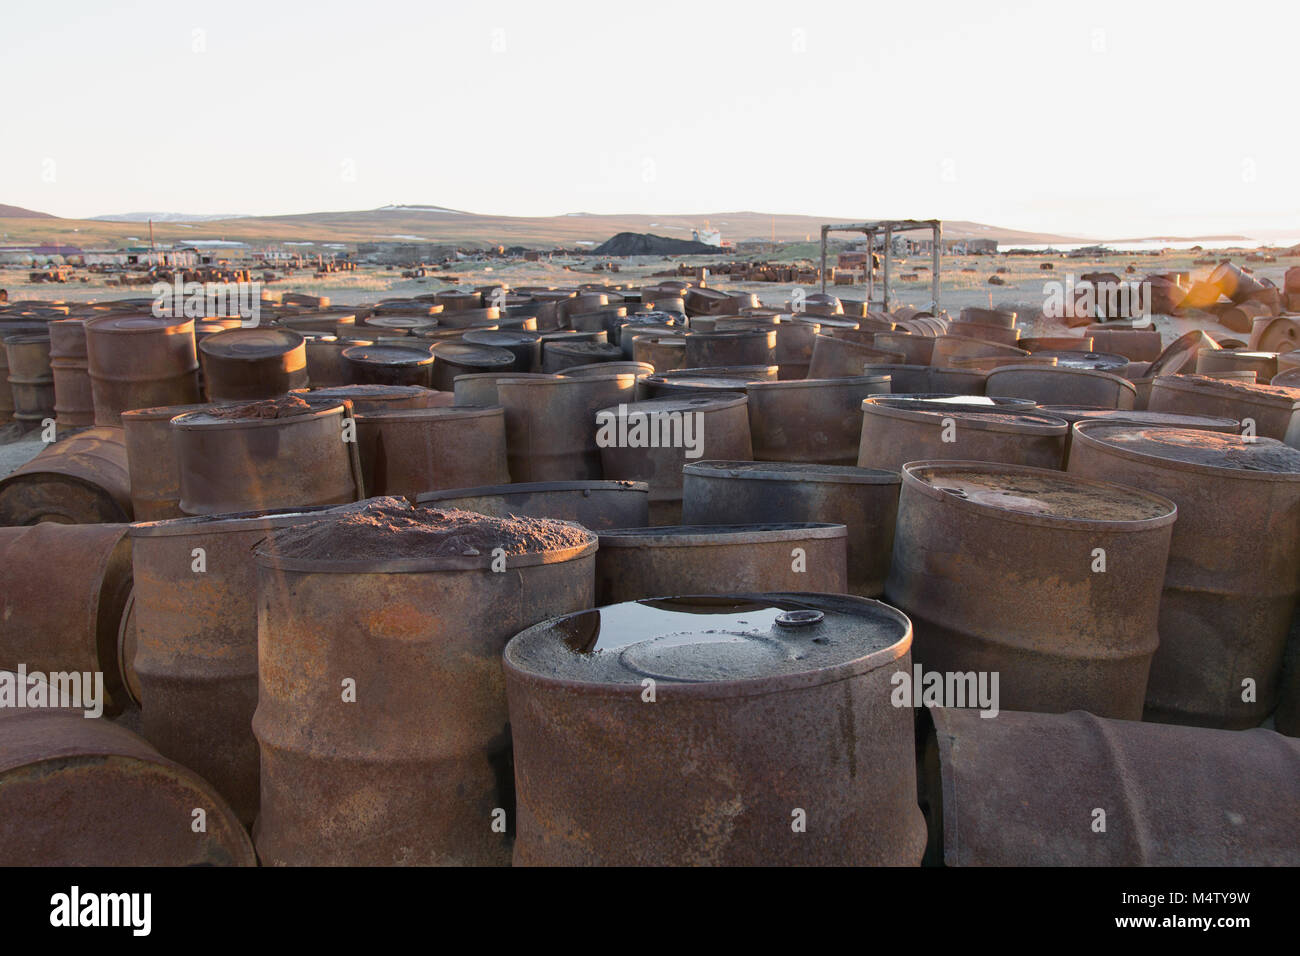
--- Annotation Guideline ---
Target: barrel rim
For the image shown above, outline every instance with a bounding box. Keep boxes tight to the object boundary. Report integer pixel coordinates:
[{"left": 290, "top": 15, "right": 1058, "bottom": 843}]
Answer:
[
  {"left": 900, "top": 459, "right": 1178, "bottom": 530},
  {"left": 1150, "top": 373, "right": 1300, "bottom": 410},
  {"left": 170, "top": 400, "right": 346, "bottom": 431},
  {"left": 985, "top": 363, "right": 1139, "bottom": 391},
  {"left": 746, "top": 373, "right": 893, "bottom": 392},
  {"left": 1070, "top": 420, "right": 1300, "bottom": 482},
  {"left": 683, "top": 460, "right": 900, "bottom": 486},
  {"left": 863, "top": 399, "right": 1068, "bottom": 436},
  {"left": 598, "top": 522, "right": 848, "bottom": 548},
  {"left": 417, "top": 480, "right": 649, "bottom": 503},
  {"left": 502, "top": 591, "right": 913, "bottom": 698},
  {"left": 253, "top": 533, "right": 597, "bottom": 573}
]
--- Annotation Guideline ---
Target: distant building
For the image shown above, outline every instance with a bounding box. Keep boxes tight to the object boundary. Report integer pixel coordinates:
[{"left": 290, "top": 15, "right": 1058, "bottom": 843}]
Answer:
[{"left": 0, "top": 244, "right": 84, "bottom": 265}]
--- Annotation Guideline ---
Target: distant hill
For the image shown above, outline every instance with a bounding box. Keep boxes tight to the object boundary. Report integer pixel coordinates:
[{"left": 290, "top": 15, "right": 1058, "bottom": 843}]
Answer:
[
  {"left": 0, "top": 204, "right": 55, "bottom": 219},
  {"left": 594, "top": 232, "right": 721, "bottom": 255},
  {"left": 89, "top": 212, "right": 250, "bottom": 223},
  {"left": 0, "top": 203, "right": 1091, "bottom": 248}
]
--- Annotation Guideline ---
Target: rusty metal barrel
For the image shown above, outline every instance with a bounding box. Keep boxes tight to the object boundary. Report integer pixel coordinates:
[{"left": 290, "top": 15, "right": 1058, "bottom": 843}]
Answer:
[
  {"left": 808, "top": 334, "right": 904, "bottom": 378},
  {"left": 0, "top": 426, "right": 132, "bottom": 525},
  {"left": 682, "top": 460, "right": 900, "bottom": 597},
  {"left": 0, "top": 523, "right": 133, "bottom": 714},
  {"left": 1068, "top": 423, "right": 1300, "bottom": 728},
  {"left": 429, "top": 341, "right": 516, "bottom": 389},
  {"left": 859, "top": 399, "right": 1068, "bottom": 472},
  {"left": 252, "top": 502, "right": 597, "bottom": 865},
  {"left": 631, "top": 334, "right": 686, "bottom": 370},
  {"left": 85, "top": 315, "right": 200, "bottom": 427},
  {"left": 931, "top": 336, "right": 1028, "bottom": 368},
  {"left": 354, "top": 405, "right": 508, "bottom": 499},
  {"left": 172, "top": 398, "right": 360, "bottom": 515},
  {"left": 497, "top": 373, "right": 639, "bottom": 482},
  {"left": 1196, "top": 348, "right": 1279, "bottom": 382},
  {"left": 922, "top": 707, "right": 1300, "bottom": 866},
  {"left": 984, "top": 365, "right": 1137, "bottom": 409},
  {"left": 48, "top": 318, "right": 94, "bottom": 427},
  {"left": 594, "top": 523, "right": 847, "bottom": 604},
  {"left": 461, "top": 329, "right": 540, "bottom": 371},
  {"left": 0, "top": 707, "right": 256, "bottom": 865},
  {"left": 303, "top": 335, "right": 374, "bottom": 387},
  {"left": 418, "top": 480, "right": 649, "bottom": 530},
  {"left": 292, "top": 383, "right": 448, "bottom": 412},
  {"left": 746, "top": 374, "right": 892, "bottom": 465},
  {"left": 885, "top": 461, "right": 1177, "bottom": 719},
  {"left": 542, "top": 340, "right": 624, "bottom": 372},
  {"left": 199, "top": 327, "right": 308, "bottom": 402},
  {"left": 130, "top": 502, "right": 384, "bottom": 826},
  {"left": 684, "top": 328, "right": 777, "bottom": 369},
  {"left": 504, "top": 592, "right": 926, "bottom": 866},
  {"left": 596, "top": 395, "right": 754, "bottom": 525},
  {"left": 1148, "top": 374, "right": 1300, "bottom": 442},
  {"left": 1037, "top": 406, "right": 1240, "bottom": 466},
  {"left": 4, "top": 334, "right": 55, "bottom": 429},
  {"left": 343, "top": 342, "right": 436, "bottom": 388},
  {"left": 121, "top": 402, "right": 212, "bottom": 521},
  {"left": 453, "top": 371, "right": 560, "bottom": 407}
]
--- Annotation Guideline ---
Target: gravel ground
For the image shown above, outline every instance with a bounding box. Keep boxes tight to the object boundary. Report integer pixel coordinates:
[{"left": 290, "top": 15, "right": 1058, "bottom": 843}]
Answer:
[{"left": 0, "top": 435, "right": 46, "bottom": 477}]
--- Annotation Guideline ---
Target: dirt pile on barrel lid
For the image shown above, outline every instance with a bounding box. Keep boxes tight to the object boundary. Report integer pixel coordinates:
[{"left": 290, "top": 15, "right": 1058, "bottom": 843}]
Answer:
[
  {"left": 265, "top": 502, "right": 593, "bottom": 561},
  {"left": 206, "top": 396, "right": 316, "bottom": 420},
  {"left": 1084, "top": 426, "right": 1300, "bottom": 473},
  {"left": 1173, "top": 374, "right": 1300, "bottom": 401}
]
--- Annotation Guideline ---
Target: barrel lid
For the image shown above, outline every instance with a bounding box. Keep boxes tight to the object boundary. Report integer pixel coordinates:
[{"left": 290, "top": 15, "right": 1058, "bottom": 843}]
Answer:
[
  {"left": 200, "top": 327, "right": 304, "bottom": 358},
  {"left": 1039, "top": 406, "right": 1239, "bottom": 430},
  {"left": 547, "top": 341, "right": 624, "bottom": 356},
  {"left": 1029, "top": 351, "right": 1129, "bottom": 370},
  {"left": 683, "top": 460, "right": 900, "bottom": 486},
  {"left": 1153, "top": 373, "right": 1300, "bottom": 407},
  {"left": 254, "top": 500, "right": 597, "bottom": 573},
  {"left": 503, "top": 593, "right": 910, "bottom": 690},
  {"left": 354, "top": 404, "right": 501, "bottom": 422},
  {"left": 866, "top": 392, "right": 1032, "bottom": 408},
  {"left": 430, "top": 342, "right": 515, "bottom": 367},
  {"left": 863, "top": 403, "right": 1068, "bottom": 434},
  {"left": 364, "top": 315, "right": 439, "bottom": 329},
  {"left": 1, "top": 333, "right": 51, "bottom": 346},
  {"left": 647, "top": 375, "right": 749, "bottom": 392},
  {"left": 462, "top": 329, "right": 541, "bottom": 347},
  {"left": 795, "top": 315, "right": 857, "bottom": 329},
  {"left": 686, "top": 328, "right": 774, "bottom": 340},
  {"left": 173, "top": 395, "right": 342, "bottom": 427},
  {"left": 120, "top": 402, "right": 212, "bottom": 423},
  {"left": 1147, "top": 330, "right": 1217, "bottom": 377},
  {"left": 559, "top": 362, "right": 653, "bottom": 377},
  {"left": 748, "top": 373, "right": 892, "bottom": 392},
  {"left": 903, "top": 461, "right": 1176, "bottom": 524},
  {"left": 631, "top": 333, "right": 685, "bottom": 345},
  {"left": 130, "top": 497, "right": 404, "bottom": 539},
  {"left": 598, "top": 522, "right": 846, "bottom": 548},
  {"left": 1199, "top": 349, "right": 1276, "bottom": 360},
  {"left": 292, "top": 384, "right": 430, "bottom": 402},
  {"left": 343, "top": 343, "right": 436, "bottom": 367},
  {"left": 86, "top": 314, "right": 192, "bottom": 333},
  {"left": 1072, "top": 423, "right": 1300, "bottom": 476}
]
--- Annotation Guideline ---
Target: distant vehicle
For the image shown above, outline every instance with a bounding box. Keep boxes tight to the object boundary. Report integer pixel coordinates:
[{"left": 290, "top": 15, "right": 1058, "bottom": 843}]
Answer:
[{"left": 692, "top": 222, "right": 723, "bottom": 247}]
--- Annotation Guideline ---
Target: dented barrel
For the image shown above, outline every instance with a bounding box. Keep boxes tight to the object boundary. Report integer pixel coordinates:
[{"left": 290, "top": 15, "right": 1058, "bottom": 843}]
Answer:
[
  {"left": 85, "top": 315, "right": 201, "bottom": 427},
  {"left": 417, "top": 480, "right": 650, "bottom": 530},
  {"left": 859, "top": 399, "right": 1068, "bottom": 472},
  {"left": 746, "top": 374, "right": 892, "bottom": 465},
  {"left": 0, "top": 426, "right": 132, "bottom": 525},
  {"left": 353, "top": 405, "right": 508, "bottom": 499}
]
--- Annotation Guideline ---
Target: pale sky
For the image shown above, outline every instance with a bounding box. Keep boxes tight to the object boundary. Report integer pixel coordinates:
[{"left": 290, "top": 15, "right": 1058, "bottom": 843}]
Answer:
[{"left": 2, "top": 0, "right": 1296, "bottom": 238}]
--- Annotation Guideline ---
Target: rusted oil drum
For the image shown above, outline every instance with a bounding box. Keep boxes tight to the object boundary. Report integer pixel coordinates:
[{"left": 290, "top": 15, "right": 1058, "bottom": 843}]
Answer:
[
  {"left": 173, "top": 398, "right": 359, "bottom": 515},
  {"left": 922, "top": 707, "right": 1300, "bottom": 866},
  {"left": 1147, "top": 374, "right": 1300, "bottom": 442},
  {"left": 1196, "top": 348, "right": 1279, "bottom": 383},
  {"left": 683, "top": 329, "right": 776, "bottom": 369},
  {"left": 432, "top": 307, "right": 502, "bottom": 330},
  {"left": 1020, "top": 335, "right": 1095, "bottom": 352},
  {"left": 931, "top": 335, "right": 1029, "bottom": 368},
  {"left": 275, "top": 311, "right": 357, "bottom": 334},
  {"left": 291, "top": 383, "right": 448, "bottom": 412},
  {"left": 558, "top": 360, "right": 653, "bottom": 380},
  {"left": 667, "top": 363, "right": 780, "bottom": 382},
  {"left": 0, "top": 523, "right": 133, "bottom": 713},
  {"left": 984, "top": 365, "right": 1137, "bottom": 409},
  {"left": 461, "top": 329, "right": 540, "bottom": 371},
  {"left": 1028, "top": 350, "right": 1128, "bottom": 371},
  {"left": 1037, "top": 407, "right": 1240, "bottom": 467},
  {"left": 4, "top": 334, "right": 55, "bottom": 429},
  {"left": 453, "top": 371, "right": 560, "bottom": 407},
  {"left": 1086, "top": 327, "right": 1163, "bottom": 362},
  {"left": 435, "top": 289, "right": 484, "bottom": 311},
  {"left": 343, "top": 342, "right": 436, "bottom": 388},
  {"left": 746, "top": 374, "right": 893, "bottom": 465},
  {"left": 1147, "top": 329, "right": 1218, "bottom": 379},
  {"left": 948, "top": 321, "right": 1021, "bottom": 347},
  {"left": 252, "top": 501, "right": 598, "bottom": 866},
  {"left": 596, "top": 395, "right": 754, "bottom": 525},
  {"left": 129, "top": 502, "right": 385, "bottom": 825},
  {"left": 1276, "top": 367, "right": 1300, "bottom": 389},
  {"left": 428, "top": 341, "right": 516, "bottom": 390},
  {"left": 354, "top": 405, "right": 508, "bottom": 499},
  {"left": 858, "top": 399, "right": 1068, "bottom": 472},
  {"left": 807, "top": 334, "right": 904, "bottom": 378},
  {"left": 682, "top": 461, "right": 900, "bottom": 597},
  {"left": 48, "top": 318, "right": 94, "bottom": 428},
  {"left": 594, "top": 523, "right": 846, "bottom": 604},
  {"left": 0, "top": 426, "right": 132, "bottom": 525},
  {"left": 950, "top": 354, "right": 1056, "bottom": 373},
  {"left": 542, "top": 340, "right": 624, "bottom": 372},
  {"left": 303, "top": 335, "right": 375, "bottom": 387},
  {"left": 1068, "top": 424, "right": 1300, "bottom": 728},
  {"left": 0, "top": 707, "right": 256, "bottom": 865},
  {"left": 199, "top": 327, "right": 308, "bottom": 402},
  {"left": 121, "top": 402, "right": 211, "bottom": 521},
  {"left": 885, "top": 461, "right": 1176, "bottom": 719},
  {"left": 959, "top": 306, "right": 1016, "bottom": 328},
  {"left": 85, "top": 315, "right": 200, "bottom": 427},
  {"left": 418, "top": 480, "right": 650, "bottom": 530},
  {"left": 497, "top": 373, "right": 639, "bottom": 481},
  {"left": 873, "top": 332, "right": 935, "bottom": 366},
  {"left": 504, "top": 592, "right": 926, "bottom": 866},
  {"left": 631, "top": 334, "right": 686, "bottom": 371}
]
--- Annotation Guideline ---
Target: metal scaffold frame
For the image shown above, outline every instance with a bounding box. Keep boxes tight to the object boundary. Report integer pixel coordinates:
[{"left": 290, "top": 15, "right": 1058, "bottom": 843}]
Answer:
[{"left": 820, "top": 219, "right": 942, "bottom": 314}]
